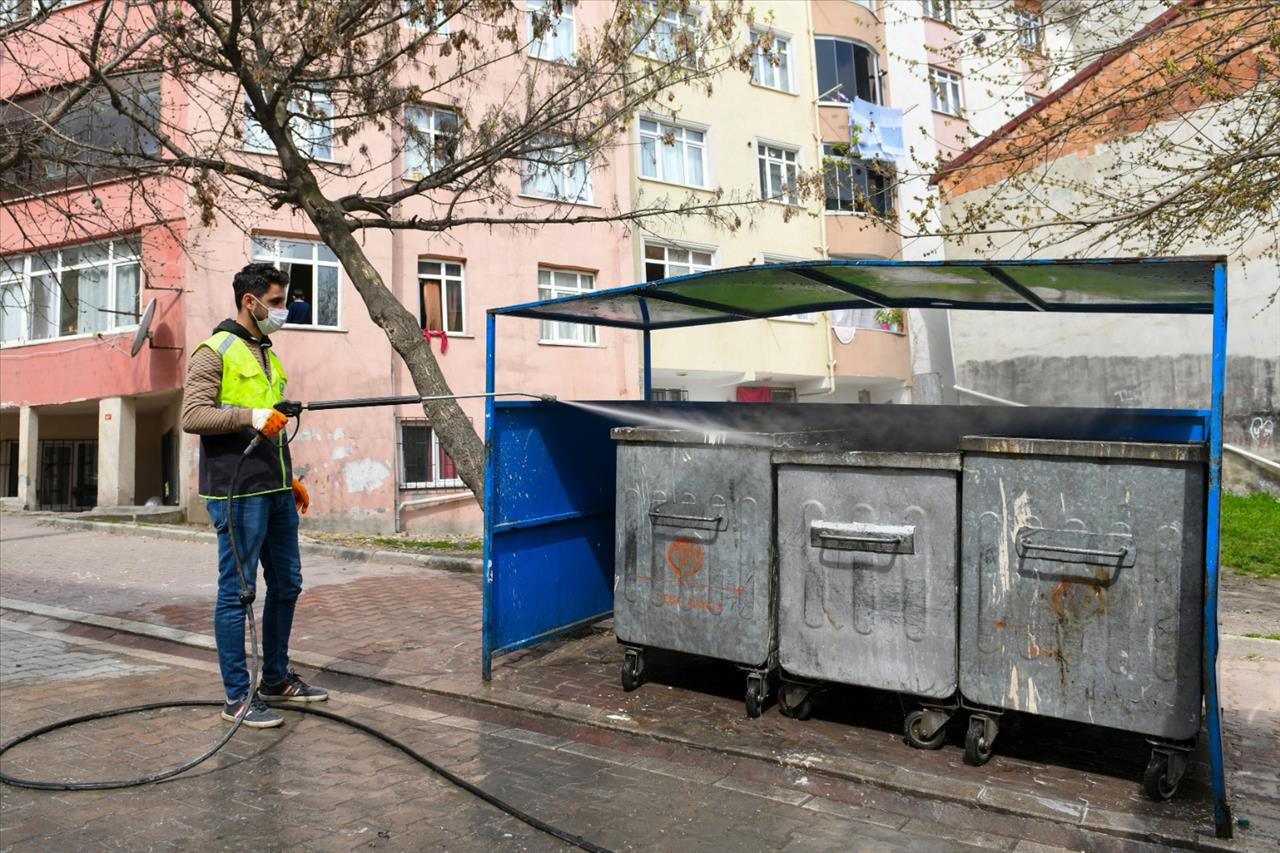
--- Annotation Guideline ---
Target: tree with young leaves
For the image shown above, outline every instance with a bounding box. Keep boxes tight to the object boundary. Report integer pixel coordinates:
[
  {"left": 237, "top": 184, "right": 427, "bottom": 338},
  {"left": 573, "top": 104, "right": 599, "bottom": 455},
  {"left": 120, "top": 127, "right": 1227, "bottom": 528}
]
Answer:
[
  {"left": 1, "top": 0, "right": 765, "bottom": 499},
  {"left": 916, "top": 0, "right": 1279, "bottom": 288}
]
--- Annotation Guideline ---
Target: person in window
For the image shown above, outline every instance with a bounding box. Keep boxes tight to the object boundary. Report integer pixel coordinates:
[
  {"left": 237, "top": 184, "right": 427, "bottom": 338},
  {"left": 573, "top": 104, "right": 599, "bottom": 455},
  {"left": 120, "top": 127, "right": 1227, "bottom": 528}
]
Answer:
[{"left": 285, "top": 289, "right": 312, "bottom": 325}]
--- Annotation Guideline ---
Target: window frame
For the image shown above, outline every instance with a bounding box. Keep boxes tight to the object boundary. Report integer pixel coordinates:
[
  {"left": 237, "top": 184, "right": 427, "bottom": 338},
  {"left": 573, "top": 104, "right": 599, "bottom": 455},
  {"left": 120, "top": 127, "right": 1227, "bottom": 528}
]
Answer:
[
  {"left": 1, "top": 235, "right": 143, "bottom": 347},
  {"left": 398, "top": 418, "right": 464, "bottom": 489},
  {"left": 417, "top": 257, "right": 467, "bottom": 335},
  {"left": 403, "top": 104, "right": 460, "bottom": 181},
  {"left": 244, "top": 88, "right": 336, "bottom": 162},
  {"left": 637, "top": 116, "right": 709, "bottom": 188},
  {"left": 400, "top": 0, "right": 450, "bottom": 34},
  {"left": 537, "top": 267, "right": 598, "bottom": 346},
  {"left": 821, "top": 142, "right": 895, "bottom": 219},
  {"left": 527, "top": 0, "right": 576, "bottom": 63},
  {"left": 928, "top": 66, "right": 964, "bottom": 117},
  {"left": 642, "top": 239, "right": 716, "bottom": 284},
  {"left": 749, "top": 28, "right": 793, "bottom": 93},
  {"left": 814, "top": 35, "right": 882, "bottom": 104},
  {"left": 922, "top": 0, "right": 955, "bottom": 25},
  {"left": 649, "top": 387, "right": 689, "bottom": 402},
  {"left": 1015, "top": 7, "right": 1044, "bottom": 53},
  {"left": 250, "top": 235, "right": 343, "bottom": 330},
  {"left": 520, "top": 136, "right": 593, "bottom": 204},
  {"left": 634, "top": 0, "right": 700, "bottom": 66},
  {"left": 756, "top": 139, "right": 801, "bottom": 206}
]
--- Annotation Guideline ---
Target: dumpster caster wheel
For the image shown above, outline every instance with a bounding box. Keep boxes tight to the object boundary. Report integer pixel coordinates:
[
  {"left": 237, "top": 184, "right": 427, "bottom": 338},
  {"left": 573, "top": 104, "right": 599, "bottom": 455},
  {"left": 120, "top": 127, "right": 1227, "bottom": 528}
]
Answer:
[
  {"left": 745, "top": 676, "right": 766, "bottom": 719},
  {"left": 904, "top": 710, "right": 946, "bottom": 750},
  {"left": 778, "top": 684, "right": 813, "bottom": 720},
  {"left": 621, "top": 650, "right": 645, "bottom": 692},
  {"left": 1142, "top": 749, "right": 1186, "bottom": 801},
  {"left": 964, "top": 716, "right": 995, "bottom": 766}
]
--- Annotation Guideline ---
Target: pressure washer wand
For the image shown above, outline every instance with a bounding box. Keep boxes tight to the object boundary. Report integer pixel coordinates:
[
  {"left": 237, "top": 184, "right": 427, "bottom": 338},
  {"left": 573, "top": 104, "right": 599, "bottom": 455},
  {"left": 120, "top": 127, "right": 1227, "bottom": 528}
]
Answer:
[
  {"left": 301, "top": 390, "right": 556, "bottom": 411},
  {"left": 244, "top": 392, "right": 555, "bottom": 456}
]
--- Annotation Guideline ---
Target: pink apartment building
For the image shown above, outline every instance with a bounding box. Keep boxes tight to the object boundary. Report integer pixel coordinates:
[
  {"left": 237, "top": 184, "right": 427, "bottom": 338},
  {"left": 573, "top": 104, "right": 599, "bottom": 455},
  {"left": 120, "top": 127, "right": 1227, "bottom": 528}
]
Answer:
[{"left": 1, "top": 2, "right": 639, "bottom": 534}]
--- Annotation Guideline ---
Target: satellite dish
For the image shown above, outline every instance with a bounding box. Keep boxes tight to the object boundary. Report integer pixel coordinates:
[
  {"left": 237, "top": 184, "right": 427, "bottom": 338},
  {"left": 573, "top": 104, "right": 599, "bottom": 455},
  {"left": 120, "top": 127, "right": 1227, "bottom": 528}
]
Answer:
[{"left": 130, "top": 298, "right": 157, "bottom": 357}]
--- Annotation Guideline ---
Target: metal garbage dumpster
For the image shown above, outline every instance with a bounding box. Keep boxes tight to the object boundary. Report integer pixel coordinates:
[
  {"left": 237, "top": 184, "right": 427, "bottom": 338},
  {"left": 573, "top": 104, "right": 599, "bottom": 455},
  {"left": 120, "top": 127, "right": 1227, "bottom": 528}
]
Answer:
[
  {"left": 773, "top": 450, "right": 961, "bottom": 745},
  {"left": 958, "top": 436, "right": 1207, "bottom": 798},
  {"left": 612, "top": 426, "right": 780, "bottom": 717}
]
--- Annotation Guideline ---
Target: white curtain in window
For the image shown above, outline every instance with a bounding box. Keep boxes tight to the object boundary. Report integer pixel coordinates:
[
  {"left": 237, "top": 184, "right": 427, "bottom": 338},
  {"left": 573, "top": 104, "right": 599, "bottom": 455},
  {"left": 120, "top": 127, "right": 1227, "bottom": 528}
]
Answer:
[{"left": 830, "top": 308, "right": 877, "bottom": 343}]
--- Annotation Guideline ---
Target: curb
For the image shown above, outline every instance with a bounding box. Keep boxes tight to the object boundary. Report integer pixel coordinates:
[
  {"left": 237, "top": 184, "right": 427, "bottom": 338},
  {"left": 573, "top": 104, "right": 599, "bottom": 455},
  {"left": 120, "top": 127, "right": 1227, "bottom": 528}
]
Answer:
[
  {"left": 35, "top": 516, "right": 482, "bottom": 575},
  {"left": 0, "top": 596, "right": 1237, "bottom": 853}
]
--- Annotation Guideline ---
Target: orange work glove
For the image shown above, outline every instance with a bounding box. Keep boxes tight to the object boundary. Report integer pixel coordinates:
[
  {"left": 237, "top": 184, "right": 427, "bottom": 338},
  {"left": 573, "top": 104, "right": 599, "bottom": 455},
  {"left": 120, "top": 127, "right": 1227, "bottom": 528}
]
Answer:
[
  {"left": 251, "top": 408, "right": 289, "bottom": 438},
  {"left": 292, "top": 477, "right": 310, "bottom": 514}
]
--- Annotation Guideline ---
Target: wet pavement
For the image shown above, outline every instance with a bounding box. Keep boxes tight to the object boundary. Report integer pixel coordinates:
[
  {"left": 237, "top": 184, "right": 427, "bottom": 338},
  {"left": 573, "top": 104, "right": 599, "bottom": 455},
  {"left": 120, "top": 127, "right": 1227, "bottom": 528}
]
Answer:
[{"left": 1, "top": 512, "right": 1276, "bottom": 850}]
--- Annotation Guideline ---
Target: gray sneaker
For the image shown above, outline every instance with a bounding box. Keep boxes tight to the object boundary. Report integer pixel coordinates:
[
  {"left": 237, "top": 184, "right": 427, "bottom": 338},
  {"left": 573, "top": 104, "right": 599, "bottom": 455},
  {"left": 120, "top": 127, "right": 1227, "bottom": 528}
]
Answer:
[
  {"left": 259, "top": 670, "right": 329, "bottom": 703},
  {"left": 221, "top": 694, "right": 284, "bottom": 728}
]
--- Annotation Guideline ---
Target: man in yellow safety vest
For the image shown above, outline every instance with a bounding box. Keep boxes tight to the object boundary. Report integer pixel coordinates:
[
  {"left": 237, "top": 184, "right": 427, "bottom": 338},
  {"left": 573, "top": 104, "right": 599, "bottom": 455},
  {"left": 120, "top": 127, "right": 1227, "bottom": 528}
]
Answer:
[{"left": 181, "top": 262, "right": 327, "bottom": 728}]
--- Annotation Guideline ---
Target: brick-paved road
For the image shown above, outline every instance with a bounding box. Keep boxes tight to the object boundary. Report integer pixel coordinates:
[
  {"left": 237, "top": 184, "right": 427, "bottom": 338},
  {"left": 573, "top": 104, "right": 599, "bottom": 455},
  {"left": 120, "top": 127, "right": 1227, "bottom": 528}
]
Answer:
[
  {"left": 2, "top": 512, "right": 1276, "bottom": 850},
  {"left": 1, "top": 620, "right": 1065, "bottom": 852}
]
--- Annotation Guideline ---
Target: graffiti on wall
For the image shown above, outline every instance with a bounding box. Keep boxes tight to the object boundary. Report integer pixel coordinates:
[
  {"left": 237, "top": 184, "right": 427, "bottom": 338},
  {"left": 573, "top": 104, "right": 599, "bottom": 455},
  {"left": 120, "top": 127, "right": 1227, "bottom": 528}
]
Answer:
[{"left": 1248, "top": 416, "right": 1275, "bottom": 448}]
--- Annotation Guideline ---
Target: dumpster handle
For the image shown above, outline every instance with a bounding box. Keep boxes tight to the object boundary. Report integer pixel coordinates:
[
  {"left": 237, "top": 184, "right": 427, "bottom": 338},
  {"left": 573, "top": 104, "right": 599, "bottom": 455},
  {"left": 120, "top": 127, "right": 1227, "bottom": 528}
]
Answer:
[
  {"left": 1021, "top": 542, "right": 1131, "bottom": 561},
  {"left": 649, "top": 505, "right": 726, "bottom": 530},
  {"left": 810, "top": 521, "right": 916, "bottom": 555}
]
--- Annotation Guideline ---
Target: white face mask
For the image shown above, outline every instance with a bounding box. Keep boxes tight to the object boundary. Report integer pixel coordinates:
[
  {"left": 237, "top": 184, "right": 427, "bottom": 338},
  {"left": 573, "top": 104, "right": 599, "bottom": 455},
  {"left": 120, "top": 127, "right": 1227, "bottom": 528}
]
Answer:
[{"left": 251, "top": 296, "right": 289, "bottom": 335}]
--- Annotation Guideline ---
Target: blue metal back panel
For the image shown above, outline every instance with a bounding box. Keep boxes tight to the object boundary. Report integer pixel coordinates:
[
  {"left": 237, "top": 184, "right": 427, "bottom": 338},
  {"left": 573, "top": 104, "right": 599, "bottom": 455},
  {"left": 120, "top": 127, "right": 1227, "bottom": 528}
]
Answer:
[{"left": 485, "top": 401, "right": 622, "bottom": 663}]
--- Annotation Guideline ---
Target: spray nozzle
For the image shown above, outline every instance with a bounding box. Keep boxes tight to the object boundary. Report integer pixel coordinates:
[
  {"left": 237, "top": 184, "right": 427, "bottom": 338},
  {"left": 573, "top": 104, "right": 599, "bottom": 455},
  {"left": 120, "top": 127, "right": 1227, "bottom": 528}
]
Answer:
[{"left": 539, "top": 394, "right": 558, "bottom": 403}]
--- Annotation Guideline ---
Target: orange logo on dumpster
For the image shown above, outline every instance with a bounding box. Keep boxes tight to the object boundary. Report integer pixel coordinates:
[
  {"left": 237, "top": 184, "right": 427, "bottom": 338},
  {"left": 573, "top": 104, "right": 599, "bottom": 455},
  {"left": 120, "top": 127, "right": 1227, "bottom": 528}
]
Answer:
[{"left": 666, "top": 536, "right": 704, "bottom": 577}]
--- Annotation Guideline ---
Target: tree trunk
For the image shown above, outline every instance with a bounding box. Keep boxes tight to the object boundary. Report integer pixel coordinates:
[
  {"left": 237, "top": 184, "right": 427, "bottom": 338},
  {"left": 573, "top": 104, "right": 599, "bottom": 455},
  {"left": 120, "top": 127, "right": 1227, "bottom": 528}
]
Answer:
[{"left": 292, "top": 181, "right": 486, "bottom": 500}]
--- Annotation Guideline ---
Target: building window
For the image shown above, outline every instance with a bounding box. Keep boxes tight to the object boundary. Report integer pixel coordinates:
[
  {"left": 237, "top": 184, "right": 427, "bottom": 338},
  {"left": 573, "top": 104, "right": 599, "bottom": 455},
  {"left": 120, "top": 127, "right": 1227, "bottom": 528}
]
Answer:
[
  {"left": 251, "top": 236, "right": 341, "bottom": 328},
  {"left": 521, "top": 136, "right": 592, "bottom": 203},
  {"left": 750, "top": 30, "right": 792, "bottom": 92},
  {"left": 815, "top": 37, "right": 880, "bottom": 103},
  {"left": 0, "top": 73, "right": 160, "bottom": 198},
  {"left": 400, "top": 420, "right": 462, "bottom": 488},
  {"left": 1015, "top": 8, "right": 1043, "bottom": 53},
  {"left": 418, "top": 258, "right": 465, "bottom": 334},
  {"left": 1024, "top": 92, "right": 1041, "bottom": 110},
  {"left": 400, "top": 0, "right": 449, "bottom": 33},
  {"left": 650, "top": 388, "right": 688, "bottom": 401},
  {"left": 643, "top": 240, "right": 714, "bottom": 282},
  {"left": 928, "top": 67, "right": 963, "bottom": 116},
  {"left": 638, "top": 118, "right": 707, "bottom": 187},
  {"left": 923, "top": 0, "right": 954, "bottom": 25},
  {"left": 850, "top": 0, "right": 877, "bottom": 12},
  {"left": 634, "top": 0, "right": 699, "bottom": 65},
  {"left": 0, "top": 0, "right": 80, "bottom": 24},
  {"left": 822, "top": 143, "right": 894, "bottom": 218},
  {"left": 757, "top": 142, "right": 800, "bottom": 205},
  {"left": 37, "top": 439, "right": 97, "bottom": 511},
  {"left": 0, "top": 236, "right": 142, "bottom": 345},
  {"left": 538, "top": 268, "right": 596, "bottom": 345},
  {"left": 527, "top": 0, "right": 575, "bottom": 62},
  {"left": 404, "top": 105, "right": 460, "bottom": 180},
  {"left": 245, "top": 89, "right": 333, "bottom": 161}
]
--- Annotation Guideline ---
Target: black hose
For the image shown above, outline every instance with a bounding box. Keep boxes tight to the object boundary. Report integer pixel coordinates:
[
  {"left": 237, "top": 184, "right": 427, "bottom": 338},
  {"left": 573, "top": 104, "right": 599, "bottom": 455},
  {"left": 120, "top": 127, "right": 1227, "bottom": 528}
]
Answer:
[{"left": 0, "top": 423, "right": 613, "bottom": 853}]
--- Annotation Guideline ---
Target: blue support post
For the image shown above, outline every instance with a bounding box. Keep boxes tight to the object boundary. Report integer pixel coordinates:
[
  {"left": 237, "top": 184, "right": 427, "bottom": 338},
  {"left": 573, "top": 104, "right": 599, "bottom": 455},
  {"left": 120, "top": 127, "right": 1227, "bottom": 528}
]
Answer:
[
  {"left": 1204, "top": 262, "right": 1232, "bottom": 838},
  {"left": 639, "top": 298, "right": 652, "bottom": 401},
  {"left": 481, "top": 312, "right": 497, "bottom": 681}
]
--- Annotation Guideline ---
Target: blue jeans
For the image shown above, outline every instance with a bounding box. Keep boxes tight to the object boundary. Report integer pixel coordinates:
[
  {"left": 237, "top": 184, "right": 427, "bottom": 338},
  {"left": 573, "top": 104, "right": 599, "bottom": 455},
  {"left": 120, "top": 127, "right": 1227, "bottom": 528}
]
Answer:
[{"left": 207, "top": 491, "right": 302, "bottom": 701}]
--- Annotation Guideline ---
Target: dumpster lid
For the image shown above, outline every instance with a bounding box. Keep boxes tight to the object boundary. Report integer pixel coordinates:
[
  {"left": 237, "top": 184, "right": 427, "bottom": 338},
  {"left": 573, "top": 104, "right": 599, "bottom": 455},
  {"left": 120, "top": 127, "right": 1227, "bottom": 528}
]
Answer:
[
  {"left": 959, "top": 436, "right": 1208, "bottom": 462},
  {"left": 491, "top": 257, "right": 1222, "bottom": 330}
]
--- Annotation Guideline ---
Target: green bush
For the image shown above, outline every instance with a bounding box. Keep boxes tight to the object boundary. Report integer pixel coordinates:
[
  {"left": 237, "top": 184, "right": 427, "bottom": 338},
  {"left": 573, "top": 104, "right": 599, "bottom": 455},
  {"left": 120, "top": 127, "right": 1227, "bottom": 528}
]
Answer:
[{"left": 1221, "top": 492, "right": 1280, "bottom": 580}]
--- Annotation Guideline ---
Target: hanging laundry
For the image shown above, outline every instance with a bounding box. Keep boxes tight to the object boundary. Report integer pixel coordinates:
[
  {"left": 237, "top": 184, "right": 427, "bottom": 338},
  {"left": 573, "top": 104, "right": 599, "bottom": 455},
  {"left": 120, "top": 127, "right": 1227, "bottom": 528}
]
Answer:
[
  {"left": 847, "top": 98, "right": 905, "bottom": 162},
  {"left": 423, "top": 328, "right": 449, "bottom": 353}
]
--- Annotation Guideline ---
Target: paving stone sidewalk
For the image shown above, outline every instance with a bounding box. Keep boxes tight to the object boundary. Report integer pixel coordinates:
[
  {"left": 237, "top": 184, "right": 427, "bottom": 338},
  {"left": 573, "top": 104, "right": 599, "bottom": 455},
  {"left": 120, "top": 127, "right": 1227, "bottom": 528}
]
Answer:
[
  {"left": 1, "top": 619, "right": 1084, "bottom": 852},
  {"left": 2, "top": 513, "right": 1276, "bottom": 850}
]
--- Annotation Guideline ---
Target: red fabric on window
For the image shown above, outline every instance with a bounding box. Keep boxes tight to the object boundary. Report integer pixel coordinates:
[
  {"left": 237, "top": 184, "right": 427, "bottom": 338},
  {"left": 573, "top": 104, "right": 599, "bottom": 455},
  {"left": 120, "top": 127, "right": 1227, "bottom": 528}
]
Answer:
[
  {"left": 439, "top": 446, "right": 457, "bottom": 481},
  {"left": 423, "top": 328, "right": 448, "bottom": 353},
  {"left": 735, "top": 386, "right": 772, "bottom": 403}
]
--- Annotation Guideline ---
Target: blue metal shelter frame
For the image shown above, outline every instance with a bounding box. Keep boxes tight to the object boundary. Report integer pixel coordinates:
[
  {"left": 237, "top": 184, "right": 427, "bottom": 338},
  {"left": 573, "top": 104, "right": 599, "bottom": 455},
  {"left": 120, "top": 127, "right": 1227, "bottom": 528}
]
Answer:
[{"left": 483, "top": 256, "right": 1232, "bottom": 838}]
